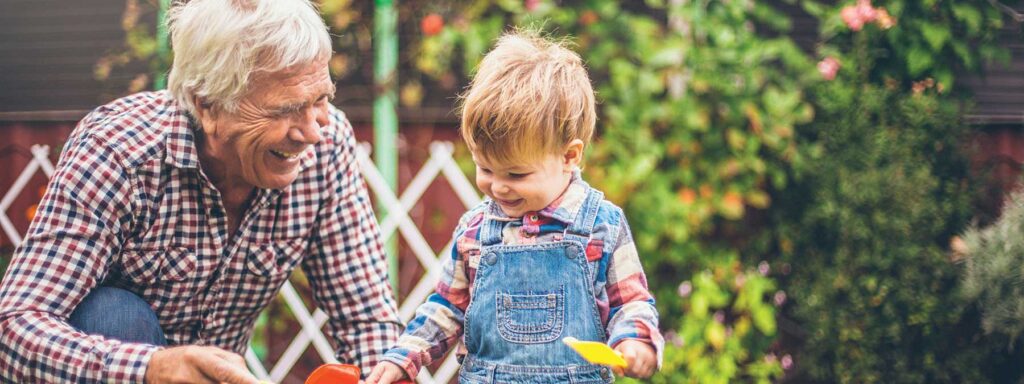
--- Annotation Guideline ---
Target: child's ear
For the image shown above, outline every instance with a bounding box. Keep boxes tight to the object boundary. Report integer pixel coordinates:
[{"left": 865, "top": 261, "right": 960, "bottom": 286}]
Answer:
[{"left": 562, "top": 139, "right": 585, "bottom": 170}]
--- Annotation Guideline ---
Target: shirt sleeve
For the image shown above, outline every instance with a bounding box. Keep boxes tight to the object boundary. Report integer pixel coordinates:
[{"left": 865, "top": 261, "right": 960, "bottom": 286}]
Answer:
[
  {"left": 380, "top": 210, "right": 478, "bottom": 379},
  {"left": 0, "top": 120, "right": 160, "bottom": 383},
  {"left": 301, "top": 111, "right": 402, "bottom": 377},
  {"left": 604, "top": 209, "right": 665, "bottom": 369}
]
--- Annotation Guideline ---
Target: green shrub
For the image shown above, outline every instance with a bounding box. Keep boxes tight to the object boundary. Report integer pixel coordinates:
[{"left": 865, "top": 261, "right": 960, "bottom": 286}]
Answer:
[
  {"left": 962, "top": 190, "right": 1024, "bottom": 344},
  {"left": 763, "top": 80, "right": 1021, "bottom": 382},
  {"left": 753, "top": 0, "right": 1022, "bottom": 381}
]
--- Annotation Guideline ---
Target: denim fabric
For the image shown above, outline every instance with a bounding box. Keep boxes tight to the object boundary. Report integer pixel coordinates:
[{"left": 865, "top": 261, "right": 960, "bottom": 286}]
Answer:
[
  {"left": 68, "top": 286, "right": 167, "bottom": 346},
  {"left": 461, "top": 188, "right": 614, "bottom": 383}
]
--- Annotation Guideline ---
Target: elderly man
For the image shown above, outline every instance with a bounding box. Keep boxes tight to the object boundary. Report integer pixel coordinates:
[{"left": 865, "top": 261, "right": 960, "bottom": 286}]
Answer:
[{"left": 0, "top": 0, "right": 401, "bottom": 382}]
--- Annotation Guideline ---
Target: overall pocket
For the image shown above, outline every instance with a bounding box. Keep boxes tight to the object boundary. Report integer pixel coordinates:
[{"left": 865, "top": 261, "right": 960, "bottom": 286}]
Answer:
[{"left": 496, "top": 285, "right": 565, "bottom": 344}]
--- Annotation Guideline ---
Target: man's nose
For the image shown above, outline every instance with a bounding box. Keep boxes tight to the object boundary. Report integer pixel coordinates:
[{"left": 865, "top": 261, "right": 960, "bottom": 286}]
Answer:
[{"left": 291, "top": 106, "right": 324, "bottom": 144}]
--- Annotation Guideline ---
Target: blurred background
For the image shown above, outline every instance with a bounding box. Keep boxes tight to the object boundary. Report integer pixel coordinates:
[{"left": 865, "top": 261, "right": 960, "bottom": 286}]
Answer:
[{"left": 2, "top": 0, "right": 1024, "bottom": 383}]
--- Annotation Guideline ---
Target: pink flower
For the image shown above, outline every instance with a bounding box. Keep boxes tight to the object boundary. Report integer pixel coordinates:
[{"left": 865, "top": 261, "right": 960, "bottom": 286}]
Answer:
[
  {"left": 817, "top": 57, "right": 841, "bottom": 81},
  {"left": 782, "top": 354, "right": 793, "bottom": 370},
  {"left": 774, "top": 290, "right": 788, "bottom": 306},
  {"left": 678, "top": 281, "right": 692, "bottom": 297},
  {"left": 841, "top": 5, "right": 865, "bottom": 31},
  {"left": 842, "top": 0, "right": 880, "bottom": 31},
  {"left": 525, "top": 0, "right": 540, "bottom": 12},
  {"left": 856, "top": 0, "right": 877, "bottom": 23},
  {"left": 666, "top": 331, "right": 685, "bottom": 347}
]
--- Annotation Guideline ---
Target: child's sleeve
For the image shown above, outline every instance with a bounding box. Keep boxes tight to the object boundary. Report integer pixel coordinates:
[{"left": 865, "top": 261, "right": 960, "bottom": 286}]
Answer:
[
  {"left": 604, "top": 210, "right": 665, "bottom": 368},
  {"left": 380, "top": 211, "right": 479, "bottom": 379}
]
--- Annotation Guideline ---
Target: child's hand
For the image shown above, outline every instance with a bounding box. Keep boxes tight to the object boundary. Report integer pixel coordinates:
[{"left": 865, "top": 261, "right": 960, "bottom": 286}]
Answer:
[
  {"left": 365, "top": 361, "right": 409, "bottom": 384},
  {"left": 613, "top": 339, "right": 657, "bottom": 379}
]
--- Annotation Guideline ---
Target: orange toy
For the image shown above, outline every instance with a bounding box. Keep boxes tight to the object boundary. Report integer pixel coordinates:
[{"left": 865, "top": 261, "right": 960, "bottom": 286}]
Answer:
[
  {"left": 304, "top": 363, "right": 414, "bottom": 384},
  {"left": 305, "top": 364, "right": 361, "bottom": 384}
]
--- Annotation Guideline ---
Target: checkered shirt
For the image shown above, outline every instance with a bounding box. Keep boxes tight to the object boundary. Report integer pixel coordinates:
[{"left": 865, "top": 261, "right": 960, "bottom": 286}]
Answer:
[{"left": 0, "top": 91, "right": 401, "bottom": 383}]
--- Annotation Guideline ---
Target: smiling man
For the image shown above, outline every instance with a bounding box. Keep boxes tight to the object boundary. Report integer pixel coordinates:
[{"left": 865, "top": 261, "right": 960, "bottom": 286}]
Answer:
[{"left": 0, "top": 1, "right": 401, "bottom": 383}]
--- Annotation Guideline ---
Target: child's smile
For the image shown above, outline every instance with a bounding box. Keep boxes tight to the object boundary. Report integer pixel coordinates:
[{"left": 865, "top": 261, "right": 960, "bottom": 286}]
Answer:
[{"left": 472, "top": 151, "right": 576, "bottom": 218}]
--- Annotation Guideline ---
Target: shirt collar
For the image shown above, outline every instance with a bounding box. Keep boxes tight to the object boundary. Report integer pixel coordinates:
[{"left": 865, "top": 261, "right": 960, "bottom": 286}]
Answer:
[
  {"left": 486, "top": 168, "right": 590, "bottom": 225},
  {"left": 163, "top": 96, "right": 200, "bottom": 169}
]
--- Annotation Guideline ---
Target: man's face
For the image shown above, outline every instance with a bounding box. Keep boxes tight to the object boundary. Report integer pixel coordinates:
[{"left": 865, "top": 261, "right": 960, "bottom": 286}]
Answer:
[{"left": 198, "top": 60, "right": 334, "bottom": 190}]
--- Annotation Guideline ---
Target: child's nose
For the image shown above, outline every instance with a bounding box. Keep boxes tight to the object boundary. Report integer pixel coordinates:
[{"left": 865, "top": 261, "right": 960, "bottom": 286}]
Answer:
[{"left": 492, "top": 181, "right": 511, "bottom": 195}]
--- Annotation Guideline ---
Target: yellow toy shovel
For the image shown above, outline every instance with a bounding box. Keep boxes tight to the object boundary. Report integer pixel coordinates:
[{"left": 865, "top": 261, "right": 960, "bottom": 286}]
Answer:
[{"left": 562, "top": 337, "right": 627, "bottom": 368}]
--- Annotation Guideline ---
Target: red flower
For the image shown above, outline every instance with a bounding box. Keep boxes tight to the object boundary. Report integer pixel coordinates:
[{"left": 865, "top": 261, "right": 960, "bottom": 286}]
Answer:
[
  {"left": 421, "top": 13, "right": 444, "bottom": 36},
  {"left": 525, "top": 0, "right": 540, "bottom": 12}
]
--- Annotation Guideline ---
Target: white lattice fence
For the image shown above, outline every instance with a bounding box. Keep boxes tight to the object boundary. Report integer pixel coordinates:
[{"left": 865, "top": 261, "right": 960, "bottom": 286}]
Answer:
[{"left": 0, "top": 142, "right": 477, "bottom": 384}]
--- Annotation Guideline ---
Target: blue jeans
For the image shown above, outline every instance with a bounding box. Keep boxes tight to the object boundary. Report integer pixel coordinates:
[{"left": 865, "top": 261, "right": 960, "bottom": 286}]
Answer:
[{"left": 68, "top": 286, "right": 168, "bottom": 346}]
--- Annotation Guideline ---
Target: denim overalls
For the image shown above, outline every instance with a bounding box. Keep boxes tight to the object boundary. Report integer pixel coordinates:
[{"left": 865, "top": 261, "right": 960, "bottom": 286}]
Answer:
[{"left": 459, "top": 188, "right": 614, "bottom": 384}]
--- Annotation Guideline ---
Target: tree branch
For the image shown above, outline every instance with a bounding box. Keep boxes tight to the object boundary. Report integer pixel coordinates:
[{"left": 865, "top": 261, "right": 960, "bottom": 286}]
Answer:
[{"left": 989, "top": 0, "right": 1024, "bottom": 23}]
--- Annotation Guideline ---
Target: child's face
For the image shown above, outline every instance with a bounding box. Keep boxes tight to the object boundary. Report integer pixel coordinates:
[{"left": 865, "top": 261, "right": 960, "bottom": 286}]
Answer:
[{"left": 472, "top": 141, "right": 583, "bottom": 218}]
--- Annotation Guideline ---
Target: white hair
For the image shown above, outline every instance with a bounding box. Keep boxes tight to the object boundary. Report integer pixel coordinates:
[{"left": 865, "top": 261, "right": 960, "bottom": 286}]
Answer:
[{"left": 167, "top": 0, "right": 332, "bottom": 115}]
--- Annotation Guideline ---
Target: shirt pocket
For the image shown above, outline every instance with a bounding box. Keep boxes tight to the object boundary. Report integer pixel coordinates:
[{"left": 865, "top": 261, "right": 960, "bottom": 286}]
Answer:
[
  {"left": 496, "top": 285, "right": 565, "bottom": 344},
  {"left": 120, "top": 246, "right": 198, "bottom": 285},
  {"left": 245, "top": 239, "right": 306, "bottom": 283},
  {"left": 239, "top": 239, "right": 307, "bottom": 314}
]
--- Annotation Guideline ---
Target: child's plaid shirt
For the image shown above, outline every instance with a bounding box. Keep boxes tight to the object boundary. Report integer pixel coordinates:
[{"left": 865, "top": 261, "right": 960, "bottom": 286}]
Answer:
[{"left": 383, "top": 171, "right": 663, "bottom": 378}]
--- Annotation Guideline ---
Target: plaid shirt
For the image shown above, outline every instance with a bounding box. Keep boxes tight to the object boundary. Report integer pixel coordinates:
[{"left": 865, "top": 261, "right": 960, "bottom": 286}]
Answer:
[
  {"left": 0, "top": 91, "right": 401, "bottom": 383},
  {"left": 383, "top": 171, "right": 664, "bottom": 378}
]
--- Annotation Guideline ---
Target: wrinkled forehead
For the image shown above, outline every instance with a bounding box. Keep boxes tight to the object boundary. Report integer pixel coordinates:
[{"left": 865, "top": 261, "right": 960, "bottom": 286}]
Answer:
[{"left": 246, "top": 61, "right": 334, "bottom": 99}]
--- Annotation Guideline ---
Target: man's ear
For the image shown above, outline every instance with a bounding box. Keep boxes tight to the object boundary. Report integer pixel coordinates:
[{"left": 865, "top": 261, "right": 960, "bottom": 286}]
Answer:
[
  {"left": 562, "top": 139, "right": 585, "bottom": 170},
  {"left": 191, "top": 95, "right": 217, "bottom": 136}
]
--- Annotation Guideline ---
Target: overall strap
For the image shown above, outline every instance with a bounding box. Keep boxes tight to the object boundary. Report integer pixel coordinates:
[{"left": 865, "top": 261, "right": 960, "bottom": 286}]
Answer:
[{"left": 563, "top": 187, "right": 604, "bottom": 246}]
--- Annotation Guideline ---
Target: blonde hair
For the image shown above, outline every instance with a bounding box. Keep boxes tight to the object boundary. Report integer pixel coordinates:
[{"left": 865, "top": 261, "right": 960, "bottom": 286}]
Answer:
[
  {"left": 167, "top": 0, "right": 332, "bottom": 115},
  {"left": 460, "top": 31, "right": 596, "bottom": 165}
]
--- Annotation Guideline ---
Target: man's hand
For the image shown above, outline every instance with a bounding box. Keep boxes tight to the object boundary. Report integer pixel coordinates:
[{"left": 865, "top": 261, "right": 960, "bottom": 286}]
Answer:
[
  {"left": 612, "top": 339, "right": 657, "bottom": 379},
  {"left": 365, "top": 361, "right": 408, "bottom": 384},
  {"left": 145, "top": 346, "right": 260, "bottom": 384}
]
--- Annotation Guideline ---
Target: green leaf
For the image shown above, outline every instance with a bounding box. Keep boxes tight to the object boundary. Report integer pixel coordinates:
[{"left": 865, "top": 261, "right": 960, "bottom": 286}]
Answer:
[
  {"left": 935, "top": 69, "right": 953, "bottom": 92},
  {"left": 952, "top": 3, "right": 983, "bottom": 35},
  {"left": 751, "top": 306, "right": 776, "bottom": 334},
  {"left": 906, "top": 46, "right": 934, "bottom": 76},
  {"left": 919, "top": 22, "right": 950, "bottom": 51}
]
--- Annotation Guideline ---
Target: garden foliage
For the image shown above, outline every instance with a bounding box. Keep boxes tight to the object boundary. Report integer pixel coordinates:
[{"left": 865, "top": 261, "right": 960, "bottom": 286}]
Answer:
[
  {"left": 92, "top": 0, "right": 1023, "bottom": 382},
  {"left": 410, "top": 0, "right": 1020, "bottom": 382}
]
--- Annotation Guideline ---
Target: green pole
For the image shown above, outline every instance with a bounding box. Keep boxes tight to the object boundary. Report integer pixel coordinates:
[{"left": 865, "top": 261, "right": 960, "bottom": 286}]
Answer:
[
  {"left": 154, "top": 0, "right": 170, "bottom": 90},
  {"left": 374, "top": 0, "right": 400, "bottom": 291}
]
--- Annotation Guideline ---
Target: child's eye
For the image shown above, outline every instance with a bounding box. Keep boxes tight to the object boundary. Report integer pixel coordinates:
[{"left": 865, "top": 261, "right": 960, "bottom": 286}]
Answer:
[
  {"left": 508, "top": 172, "right": 531, "bottom": 179},
  {"left": 478, "top": 168, "right": 492, "bottom": 174}
]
